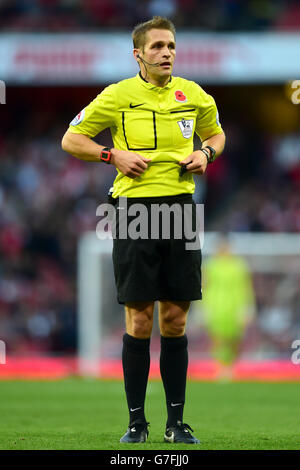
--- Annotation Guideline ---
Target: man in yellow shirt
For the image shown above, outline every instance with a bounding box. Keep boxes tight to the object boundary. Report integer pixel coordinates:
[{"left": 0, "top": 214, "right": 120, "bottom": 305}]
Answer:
[{"left": 62, "top": 16, "right": 225, "bottom": 444}]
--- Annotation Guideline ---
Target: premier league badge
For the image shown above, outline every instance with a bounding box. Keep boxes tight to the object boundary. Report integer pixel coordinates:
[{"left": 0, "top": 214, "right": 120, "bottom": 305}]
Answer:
[
  {"left": 70, "top": 109, "right": 85, "bottom": 126},
  {"left": 177, "top": 118, "right": 194, "bottom": 139}
]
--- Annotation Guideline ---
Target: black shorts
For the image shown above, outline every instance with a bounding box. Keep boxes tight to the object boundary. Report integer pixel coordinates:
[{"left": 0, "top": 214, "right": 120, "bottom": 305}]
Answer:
[{"left": 112, "top": 194, "right": 202, "bottom": 304}]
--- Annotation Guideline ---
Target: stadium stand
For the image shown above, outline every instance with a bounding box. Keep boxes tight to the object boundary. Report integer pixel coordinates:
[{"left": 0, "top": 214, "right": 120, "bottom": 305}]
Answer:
[
  {"left": 0, "top": 0, "right": 300, "bottom": 32},
  {"left": 0, "top": 2, "right": 299, "bottom": 370}
]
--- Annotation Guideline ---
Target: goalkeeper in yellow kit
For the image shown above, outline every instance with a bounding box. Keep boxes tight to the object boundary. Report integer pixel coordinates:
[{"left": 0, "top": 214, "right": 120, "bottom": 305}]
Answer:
[{"left": 200, "top": 236, "right": 256, "bottom": 379}]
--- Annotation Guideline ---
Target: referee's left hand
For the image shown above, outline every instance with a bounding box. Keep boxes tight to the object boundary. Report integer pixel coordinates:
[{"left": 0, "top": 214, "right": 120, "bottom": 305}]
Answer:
[{"left": 179, "top": 150, "right": 208, "bottom": 175}]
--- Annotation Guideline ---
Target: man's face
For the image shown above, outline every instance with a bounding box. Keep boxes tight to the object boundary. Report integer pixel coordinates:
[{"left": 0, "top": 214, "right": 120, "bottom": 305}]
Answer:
[{"left": 140, "top": 28, "right": 176, "bottom": 80}]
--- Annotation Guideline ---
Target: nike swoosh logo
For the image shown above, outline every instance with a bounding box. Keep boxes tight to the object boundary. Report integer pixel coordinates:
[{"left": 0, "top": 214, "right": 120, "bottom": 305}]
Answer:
[
  {"left": 130, "top": 407, "right": 142, "bottom": 412},
  {"left": 130, "top": 103, "right": 144, "bottom": 108},
  {"left": 164, "top": 431, "right": 175, "bottom": 443},
  {"left": 171, "top": 403, "right": 182, "bottom": 407}
]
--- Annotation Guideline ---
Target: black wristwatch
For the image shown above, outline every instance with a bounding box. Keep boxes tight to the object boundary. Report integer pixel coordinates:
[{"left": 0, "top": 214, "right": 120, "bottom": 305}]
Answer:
[
  {"left": 204, "top": 145, "right": 216, "bottom": 164},
  {"left": 100, "top": 147, "right": 112, "bottom": 164}
]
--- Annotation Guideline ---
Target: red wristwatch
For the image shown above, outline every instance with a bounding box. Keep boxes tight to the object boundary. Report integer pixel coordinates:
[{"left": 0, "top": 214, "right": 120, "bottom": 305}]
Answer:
[{"left": 100, "top": 147, "right": 112, "bottom": 164}]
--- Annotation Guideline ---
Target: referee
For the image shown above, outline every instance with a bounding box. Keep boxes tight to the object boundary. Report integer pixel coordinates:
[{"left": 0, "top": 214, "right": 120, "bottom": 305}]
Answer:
[{"left": 62, "top": 16, "right": 225, "bottom": 444}]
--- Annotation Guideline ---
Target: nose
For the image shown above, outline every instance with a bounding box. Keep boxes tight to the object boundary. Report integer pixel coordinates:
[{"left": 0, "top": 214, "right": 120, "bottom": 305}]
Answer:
[{"left": 162, "top": 46, "right": 171, "bottom": 58}]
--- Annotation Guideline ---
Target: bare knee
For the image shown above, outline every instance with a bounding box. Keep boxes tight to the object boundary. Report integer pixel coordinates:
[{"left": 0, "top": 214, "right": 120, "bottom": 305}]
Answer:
[
  {"left": 159, "top": 302, "right": 189, "bottom": 337},
  {"left": 131, "top": 312, "right": 153, "bottom": 338},
  {"left": 126, "top": 302, "right": 154, "bottom": 338},
  {"left": 160, "top": 313, "right": 186, "bottom": 336}
]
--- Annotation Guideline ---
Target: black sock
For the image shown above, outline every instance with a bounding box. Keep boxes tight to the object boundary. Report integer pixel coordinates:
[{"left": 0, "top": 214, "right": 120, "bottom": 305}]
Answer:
[
  {"left": 122, "top": 333, "right": 150, "bottom": 425},
  {"left": 160, "top": 334, "right": 188, "bottom": 428}
]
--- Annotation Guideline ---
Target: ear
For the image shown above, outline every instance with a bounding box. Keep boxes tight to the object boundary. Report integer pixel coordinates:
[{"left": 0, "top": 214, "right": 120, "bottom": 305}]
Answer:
[{"left": 133, "top": 49, "right": 141, "bottom": 62}]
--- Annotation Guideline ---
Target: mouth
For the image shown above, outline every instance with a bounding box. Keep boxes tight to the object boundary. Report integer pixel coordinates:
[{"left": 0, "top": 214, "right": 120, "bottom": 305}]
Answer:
[{"left": 160, "top": 61, "right": 171, "bottom": 68}]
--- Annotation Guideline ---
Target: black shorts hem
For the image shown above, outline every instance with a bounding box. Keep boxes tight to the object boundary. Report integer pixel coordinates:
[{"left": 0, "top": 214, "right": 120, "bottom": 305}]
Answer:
[{"left": 117, "top": 294, "right": 202, "bottom": 305}]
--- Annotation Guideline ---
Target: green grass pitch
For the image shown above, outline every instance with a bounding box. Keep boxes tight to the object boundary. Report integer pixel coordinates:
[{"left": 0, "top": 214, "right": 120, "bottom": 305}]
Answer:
[{"left": 0, "top": 379, "right": 299, "bottom": 450}]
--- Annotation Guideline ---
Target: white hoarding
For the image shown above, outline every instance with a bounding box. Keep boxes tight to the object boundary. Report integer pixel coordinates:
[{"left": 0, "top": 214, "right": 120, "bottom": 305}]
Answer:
[{"left": 0, "top": 33, "right": 299, "bottom": 84}]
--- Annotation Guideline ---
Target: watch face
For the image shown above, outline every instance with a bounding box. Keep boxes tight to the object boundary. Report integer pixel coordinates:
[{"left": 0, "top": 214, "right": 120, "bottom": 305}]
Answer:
[{"left": 101, "top": 150, "right": 111, "bottom": 162}]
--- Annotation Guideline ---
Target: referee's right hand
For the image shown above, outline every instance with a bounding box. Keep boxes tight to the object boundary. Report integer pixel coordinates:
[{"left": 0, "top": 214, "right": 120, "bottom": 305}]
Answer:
[{"left": 111, "top": 149, "right": 151, "bottom": 178}]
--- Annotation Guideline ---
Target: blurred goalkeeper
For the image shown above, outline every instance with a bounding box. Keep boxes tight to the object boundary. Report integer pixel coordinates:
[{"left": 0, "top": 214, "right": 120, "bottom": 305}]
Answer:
[
  {"left": 199, "top": 235, "right": 256, "bottom": 380},
  {"left": 62, "top": 16, "right": 225, "bottom": 444}
]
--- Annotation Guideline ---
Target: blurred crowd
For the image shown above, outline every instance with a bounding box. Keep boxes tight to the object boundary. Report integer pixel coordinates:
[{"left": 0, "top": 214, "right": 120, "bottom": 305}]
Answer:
[
  {"left": 0, "top": 0, "right": 300, "bottom": 32},
  {"left": 0, "top": 83, "right": 299, "bottom": 357},
  {"left": 0, "top": 88, "right": 115, "bottom": 354}
]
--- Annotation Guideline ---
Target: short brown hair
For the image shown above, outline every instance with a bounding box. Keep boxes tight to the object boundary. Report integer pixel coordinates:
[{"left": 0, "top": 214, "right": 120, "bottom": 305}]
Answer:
[{"left": 132, "top": 16, "right": 176, "bottom": 51}]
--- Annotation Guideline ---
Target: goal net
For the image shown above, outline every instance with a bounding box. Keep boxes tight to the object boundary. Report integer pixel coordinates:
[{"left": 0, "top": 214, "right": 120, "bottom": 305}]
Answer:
[{"left": 77, "top": 231, "right": 300, "bottom": 377}]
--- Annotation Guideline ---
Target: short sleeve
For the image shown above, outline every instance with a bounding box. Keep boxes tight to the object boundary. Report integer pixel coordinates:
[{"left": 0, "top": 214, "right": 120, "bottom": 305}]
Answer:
[
  {"left": 195, "top": 87, "right": 223, "bottom": 142},
  {"left": 68, "top": 84, "right": 116, "bottom": 137}
]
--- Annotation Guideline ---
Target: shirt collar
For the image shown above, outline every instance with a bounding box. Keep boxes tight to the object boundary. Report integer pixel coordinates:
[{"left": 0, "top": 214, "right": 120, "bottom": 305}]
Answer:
[{"left": 137, "top": 72, "right": 173, "bottom": 90}]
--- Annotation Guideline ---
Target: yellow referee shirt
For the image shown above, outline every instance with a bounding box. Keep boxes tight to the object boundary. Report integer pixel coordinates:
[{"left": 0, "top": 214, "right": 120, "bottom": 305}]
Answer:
[{"left": 68, "top": 73, "right": 223, "bottom": 198}]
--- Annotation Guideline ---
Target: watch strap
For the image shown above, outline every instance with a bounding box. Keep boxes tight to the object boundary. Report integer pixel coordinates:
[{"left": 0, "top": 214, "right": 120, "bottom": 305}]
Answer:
[{"left": 204, "top": 145, "right": 216, "bottom": 163}]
